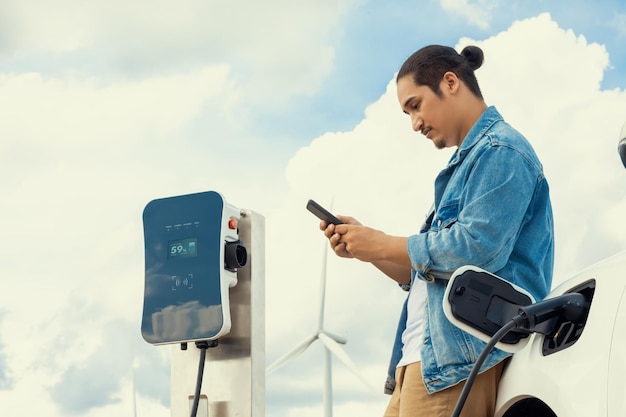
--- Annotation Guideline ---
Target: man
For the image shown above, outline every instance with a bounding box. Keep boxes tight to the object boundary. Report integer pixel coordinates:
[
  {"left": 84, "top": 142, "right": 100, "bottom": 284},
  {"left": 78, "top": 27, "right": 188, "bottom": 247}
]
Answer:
[{"left": 320, "top": 44, "right": 554, "bottom": 417}]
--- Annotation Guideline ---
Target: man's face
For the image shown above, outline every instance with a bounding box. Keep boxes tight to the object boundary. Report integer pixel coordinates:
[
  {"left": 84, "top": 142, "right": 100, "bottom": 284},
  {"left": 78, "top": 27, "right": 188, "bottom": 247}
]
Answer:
[{"left": 397, "top": 74, "right": 457, "bottom": 149}]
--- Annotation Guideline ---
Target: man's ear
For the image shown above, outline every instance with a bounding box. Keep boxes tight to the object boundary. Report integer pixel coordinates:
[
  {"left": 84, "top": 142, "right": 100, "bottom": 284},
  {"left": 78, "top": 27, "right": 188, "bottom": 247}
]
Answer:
[{"left": 442, "top": 71, "right": 460, "bottom": 94}]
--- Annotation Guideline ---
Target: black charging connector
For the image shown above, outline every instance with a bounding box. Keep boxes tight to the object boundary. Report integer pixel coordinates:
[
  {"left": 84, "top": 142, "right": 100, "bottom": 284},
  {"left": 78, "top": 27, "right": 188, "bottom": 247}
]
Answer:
[{"left": 515, "top": 293, "right": 587, "bottom": 334}]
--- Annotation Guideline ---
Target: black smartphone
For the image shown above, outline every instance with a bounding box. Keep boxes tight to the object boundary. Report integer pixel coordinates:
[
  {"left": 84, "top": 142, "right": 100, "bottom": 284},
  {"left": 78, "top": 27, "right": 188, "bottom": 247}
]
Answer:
[{"left": 306, "top": 199, "right": 343, "bottom": 225}]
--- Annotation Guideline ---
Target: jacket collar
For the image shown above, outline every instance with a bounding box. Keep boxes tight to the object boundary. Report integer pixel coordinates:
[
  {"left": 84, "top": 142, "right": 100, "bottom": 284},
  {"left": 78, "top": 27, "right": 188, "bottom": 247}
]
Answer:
[{"left": 447, "top": 106, "right": 503, "bottom": 166}]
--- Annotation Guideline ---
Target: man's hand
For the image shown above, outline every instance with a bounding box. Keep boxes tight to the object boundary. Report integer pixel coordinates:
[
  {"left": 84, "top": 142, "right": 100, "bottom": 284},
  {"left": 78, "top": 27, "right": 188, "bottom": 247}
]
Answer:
[
  {"left": 322, "top": 215, "right": 388, "bottom": 262},
  {"left": 334, "top": 224, "right": 389, "bottom": 262},
  {"left": 320, "top": 215, "right": 361, "bottom": 258},
  {"left": 320, "top": 215, "right": 412, "bottom": 284}
]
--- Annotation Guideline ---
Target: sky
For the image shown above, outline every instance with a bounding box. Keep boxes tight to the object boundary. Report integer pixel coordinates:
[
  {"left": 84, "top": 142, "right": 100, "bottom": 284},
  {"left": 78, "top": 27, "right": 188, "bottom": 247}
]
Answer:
[{"left": 1, "top": 1, "right": 626, "bottom": 416}]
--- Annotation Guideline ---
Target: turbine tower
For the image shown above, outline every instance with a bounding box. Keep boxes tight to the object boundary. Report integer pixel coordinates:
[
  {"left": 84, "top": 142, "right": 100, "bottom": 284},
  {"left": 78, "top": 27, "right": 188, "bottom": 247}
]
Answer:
[{"left": 266, "top": 222, "right": 375, "bottom": 416}]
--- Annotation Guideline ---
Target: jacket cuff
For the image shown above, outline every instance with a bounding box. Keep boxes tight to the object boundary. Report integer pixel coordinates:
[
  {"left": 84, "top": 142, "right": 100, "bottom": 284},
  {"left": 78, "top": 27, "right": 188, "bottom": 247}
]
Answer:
[{"left": 384, "top": 375, "right": 396, "bottom": 395}]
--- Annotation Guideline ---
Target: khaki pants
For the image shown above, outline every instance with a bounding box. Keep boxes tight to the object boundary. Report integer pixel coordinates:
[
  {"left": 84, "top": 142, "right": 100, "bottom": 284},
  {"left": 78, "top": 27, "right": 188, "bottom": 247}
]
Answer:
[{"left": 383, "top": 361, "right": 507, "bottom": 417}]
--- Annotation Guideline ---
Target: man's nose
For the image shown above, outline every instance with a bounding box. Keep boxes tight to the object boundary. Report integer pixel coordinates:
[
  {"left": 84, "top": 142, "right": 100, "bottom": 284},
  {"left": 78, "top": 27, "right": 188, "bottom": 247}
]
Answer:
[{"left": 411, "top": 114, "right": 423, "bottom": 132}]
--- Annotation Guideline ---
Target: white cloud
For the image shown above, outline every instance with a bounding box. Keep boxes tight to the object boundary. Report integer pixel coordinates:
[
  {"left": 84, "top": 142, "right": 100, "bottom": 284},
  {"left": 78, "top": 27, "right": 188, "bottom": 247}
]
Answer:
[
  {"left": 0, "top": 0, "right": 359, "bottom": 107},
  {"left": 440, "top": 0, "right": 496, "bottom": 30},
  {"left": 0, "top": 66, "right": 234, "bottom": 146}
]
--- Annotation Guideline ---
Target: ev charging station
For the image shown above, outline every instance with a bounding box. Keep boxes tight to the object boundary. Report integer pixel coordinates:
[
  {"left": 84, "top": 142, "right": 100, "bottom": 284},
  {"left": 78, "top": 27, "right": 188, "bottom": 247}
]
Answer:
[{"left": 141, "top": 191, "right": 265, "bottom": 417}]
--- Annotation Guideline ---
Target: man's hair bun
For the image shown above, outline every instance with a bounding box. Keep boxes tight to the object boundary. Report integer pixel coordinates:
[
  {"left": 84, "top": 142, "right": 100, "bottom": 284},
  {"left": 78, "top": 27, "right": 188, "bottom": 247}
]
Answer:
[{"left": 460, "top": 46, "right": 484, "bottom": 71}]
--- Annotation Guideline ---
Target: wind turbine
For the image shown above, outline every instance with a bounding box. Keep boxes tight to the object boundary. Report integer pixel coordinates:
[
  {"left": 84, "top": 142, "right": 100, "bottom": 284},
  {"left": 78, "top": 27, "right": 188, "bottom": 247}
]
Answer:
[{"left": 266, "top": 221, "right": 376, "bottom": 417}]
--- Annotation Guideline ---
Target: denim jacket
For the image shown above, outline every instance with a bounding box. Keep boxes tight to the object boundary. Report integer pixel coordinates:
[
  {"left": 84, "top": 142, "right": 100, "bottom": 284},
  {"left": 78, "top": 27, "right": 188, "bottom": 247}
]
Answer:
[{"left": 385, "top": 106, "right": 554, "bottom": 394}]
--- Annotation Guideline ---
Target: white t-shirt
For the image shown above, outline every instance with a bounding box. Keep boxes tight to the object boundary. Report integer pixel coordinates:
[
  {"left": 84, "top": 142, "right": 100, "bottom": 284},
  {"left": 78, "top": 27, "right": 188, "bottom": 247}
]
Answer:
[{"left": 397, "top": 278, "right": 427, "bottom": 367}]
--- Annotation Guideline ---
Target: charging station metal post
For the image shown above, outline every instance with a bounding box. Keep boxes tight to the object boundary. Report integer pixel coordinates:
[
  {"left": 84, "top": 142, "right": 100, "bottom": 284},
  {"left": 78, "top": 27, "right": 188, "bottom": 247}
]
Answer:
[{"left": 169, "top": 209, "right": 264, "bottom": 417}]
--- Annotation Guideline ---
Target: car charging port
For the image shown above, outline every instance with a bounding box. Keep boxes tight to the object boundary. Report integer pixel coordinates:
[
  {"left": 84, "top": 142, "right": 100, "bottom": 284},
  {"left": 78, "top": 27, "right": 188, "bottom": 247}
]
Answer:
[{"left": 542, "top": 279, "right": 595, "bottom": 356}]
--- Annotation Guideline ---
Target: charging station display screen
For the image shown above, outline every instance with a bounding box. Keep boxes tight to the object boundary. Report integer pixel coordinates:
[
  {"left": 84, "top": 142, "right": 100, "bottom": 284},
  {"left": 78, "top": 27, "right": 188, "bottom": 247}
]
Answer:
[{"left": 168, "top": 237, "right": 198, "bottom": 259}]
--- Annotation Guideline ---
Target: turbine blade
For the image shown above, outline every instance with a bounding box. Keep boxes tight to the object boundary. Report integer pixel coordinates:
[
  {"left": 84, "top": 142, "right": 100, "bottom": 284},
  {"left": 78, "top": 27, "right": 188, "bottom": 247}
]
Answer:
[
  {"left": 266, "top": 334, "right": 317, "bottom": 375},
  {"left": 322, "top": 329, "right": 347, "bottom": 345},
  {"left": 318, "top": 333, "right": 377, "bottom": 394}
]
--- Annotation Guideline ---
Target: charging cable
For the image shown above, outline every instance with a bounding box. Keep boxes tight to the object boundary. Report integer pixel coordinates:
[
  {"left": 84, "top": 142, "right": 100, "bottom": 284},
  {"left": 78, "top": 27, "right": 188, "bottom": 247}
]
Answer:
[
  {"left": 450, "top": 317, "right": 522, "bottom": 417},
  {"left": 190, "top": 340, "right": 218, "bottom": 417}
]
